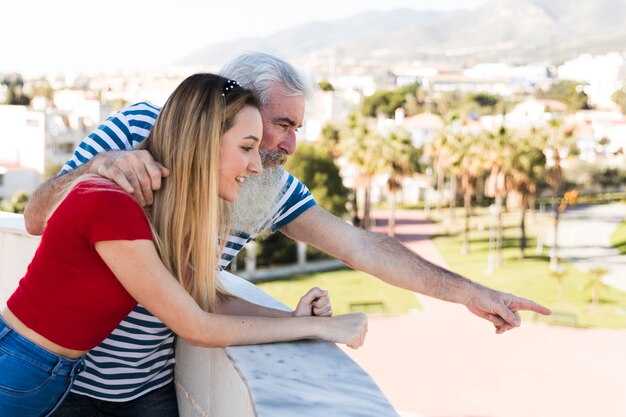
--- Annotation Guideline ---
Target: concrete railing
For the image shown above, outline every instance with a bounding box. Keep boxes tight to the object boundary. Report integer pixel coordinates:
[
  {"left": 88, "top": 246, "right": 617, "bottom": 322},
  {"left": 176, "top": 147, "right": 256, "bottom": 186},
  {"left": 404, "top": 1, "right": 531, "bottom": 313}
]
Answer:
[{"left": 0, "top": 212, "right": 398, "bottom": 417}]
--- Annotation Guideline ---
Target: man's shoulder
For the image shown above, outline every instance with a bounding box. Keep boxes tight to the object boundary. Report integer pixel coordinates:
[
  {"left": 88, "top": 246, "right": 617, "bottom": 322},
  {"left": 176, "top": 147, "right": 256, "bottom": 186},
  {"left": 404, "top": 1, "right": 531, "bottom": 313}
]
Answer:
[
  {"left": 117, "top": 102, "right": 162, "bottom": 120},
  {"left": 268, "top": 170, "right": 316, "bottom": 231},
  {"left": 281, "top": 171, "right": 310, "bottom": 197},
  {"left": 282, "top": 170, "right": 302, "bottom": 186}
]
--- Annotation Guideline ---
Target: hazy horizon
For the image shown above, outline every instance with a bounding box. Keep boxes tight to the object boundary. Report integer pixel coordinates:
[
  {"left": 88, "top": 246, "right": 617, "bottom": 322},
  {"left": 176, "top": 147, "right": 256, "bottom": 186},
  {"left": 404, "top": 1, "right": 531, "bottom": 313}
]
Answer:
[{"left": 1, "top": 0, "right": 488, "bottom": 76}]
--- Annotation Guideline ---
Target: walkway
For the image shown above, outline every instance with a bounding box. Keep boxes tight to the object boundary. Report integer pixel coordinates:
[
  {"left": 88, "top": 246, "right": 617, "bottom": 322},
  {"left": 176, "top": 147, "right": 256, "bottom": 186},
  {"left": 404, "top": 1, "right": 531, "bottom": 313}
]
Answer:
[
  {"left": 341, "top": 209, "right": 626, "bottom": 417},
  {"left": 549, "top": 203, "right": 626, "bottom": 291}
]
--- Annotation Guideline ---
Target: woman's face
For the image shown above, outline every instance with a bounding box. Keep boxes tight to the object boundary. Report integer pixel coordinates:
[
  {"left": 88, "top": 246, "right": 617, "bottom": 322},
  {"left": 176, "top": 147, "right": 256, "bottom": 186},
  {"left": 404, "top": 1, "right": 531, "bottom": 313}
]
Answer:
[{"left": 218, "top": 105, "right": 263, "bottom": 202}]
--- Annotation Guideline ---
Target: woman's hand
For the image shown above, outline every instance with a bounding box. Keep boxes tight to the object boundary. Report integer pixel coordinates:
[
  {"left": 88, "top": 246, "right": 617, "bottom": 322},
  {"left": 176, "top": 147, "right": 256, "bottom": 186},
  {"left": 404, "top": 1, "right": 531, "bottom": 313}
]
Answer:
[
  {"left": 323, "top": 313, "right": 368, "bottom": 349},
  {"left": 294, "top": 287, "right": 332, "bottom": 317}
]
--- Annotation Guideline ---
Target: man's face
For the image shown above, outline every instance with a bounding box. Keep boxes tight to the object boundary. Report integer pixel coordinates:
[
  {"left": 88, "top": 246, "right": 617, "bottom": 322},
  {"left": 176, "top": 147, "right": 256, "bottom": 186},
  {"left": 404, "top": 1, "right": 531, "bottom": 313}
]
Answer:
[{"left": 259, "top": 82, "right": 305, "bottom": 166}]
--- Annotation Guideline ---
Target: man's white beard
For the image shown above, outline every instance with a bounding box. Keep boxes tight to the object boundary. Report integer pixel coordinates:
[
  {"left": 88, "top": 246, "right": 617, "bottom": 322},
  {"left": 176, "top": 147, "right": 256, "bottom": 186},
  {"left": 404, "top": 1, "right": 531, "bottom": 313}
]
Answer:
[{"left": 231, "top": 163, "right": 286, "bottom": 236}]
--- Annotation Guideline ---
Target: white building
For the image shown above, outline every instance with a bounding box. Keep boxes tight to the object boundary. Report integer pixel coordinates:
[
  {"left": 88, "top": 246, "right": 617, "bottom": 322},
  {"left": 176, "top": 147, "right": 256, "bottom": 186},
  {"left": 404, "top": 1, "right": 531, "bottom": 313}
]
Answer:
[
  {"left": 0, "top": 164, "right": 39, "bottom": 201},
  {"left": 463, "top": 62, "right": 552, "bottom": 93},
  {"left": 0, "top": 94, "right": 110, "bottom": 196},
  {"left": 505, "top": 98, "right": 568, "bottom": 129},
  {"left": 570, "top": 110, "right": 626, "bottom": 164},
  {"left": 0, "top": 105, "right": 47, "bottom": 175},
  {"left": 557, "top": 53, "right": 625, "bottom": 109}
]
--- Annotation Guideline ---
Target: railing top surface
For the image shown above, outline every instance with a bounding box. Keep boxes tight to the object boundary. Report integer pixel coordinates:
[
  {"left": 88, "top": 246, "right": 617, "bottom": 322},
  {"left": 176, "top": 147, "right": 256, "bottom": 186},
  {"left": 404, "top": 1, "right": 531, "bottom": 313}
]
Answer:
[
  {"left": 220, "top": 272, "right": 398, "bottom": 417},
  {"left": 0, "top": 212, "right": 28, "bottom": 234}
]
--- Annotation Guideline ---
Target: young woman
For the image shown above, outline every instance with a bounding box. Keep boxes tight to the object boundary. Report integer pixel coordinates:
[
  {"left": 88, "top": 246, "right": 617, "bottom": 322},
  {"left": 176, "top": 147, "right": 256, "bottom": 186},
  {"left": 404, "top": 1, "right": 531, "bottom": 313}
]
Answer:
[{"left": 0, "top": 74, "right": 367, "bottom": 416}]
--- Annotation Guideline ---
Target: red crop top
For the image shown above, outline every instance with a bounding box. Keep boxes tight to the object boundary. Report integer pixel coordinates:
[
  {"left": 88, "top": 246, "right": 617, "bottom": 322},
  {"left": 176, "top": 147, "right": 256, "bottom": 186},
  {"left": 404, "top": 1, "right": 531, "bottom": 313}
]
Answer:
[{"left": 7, "top": 180, "right": 153, "bottom": 350}]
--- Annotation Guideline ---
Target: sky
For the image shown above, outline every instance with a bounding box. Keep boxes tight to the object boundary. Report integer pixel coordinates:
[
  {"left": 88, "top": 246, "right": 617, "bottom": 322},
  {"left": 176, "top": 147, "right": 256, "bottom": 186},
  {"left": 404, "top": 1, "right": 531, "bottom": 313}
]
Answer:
[{"left": 1, "top": 0, "right": 488, "bottom": 76}]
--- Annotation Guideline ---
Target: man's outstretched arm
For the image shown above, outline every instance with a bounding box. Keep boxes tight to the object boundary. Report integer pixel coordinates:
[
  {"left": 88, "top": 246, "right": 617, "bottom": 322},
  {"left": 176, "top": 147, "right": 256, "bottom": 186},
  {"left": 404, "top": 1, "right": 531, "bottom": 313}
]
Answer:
[
  {"left": 24, "top": 151, "right": 169, "bottom": 235},
  {"left": 281, "top": 206, "right": 550, "bottom": 333}
]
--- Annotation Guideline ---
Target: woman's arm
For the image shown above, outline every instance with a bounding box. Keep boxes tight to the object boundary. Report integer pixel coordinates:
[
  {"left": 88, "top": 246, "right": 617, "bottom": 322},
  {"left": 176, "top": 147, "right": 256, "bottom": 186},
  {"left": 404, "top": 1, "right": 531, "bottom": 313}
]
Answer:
[{"left": 95, "top": 240, "right": 366, "bottom": 348}]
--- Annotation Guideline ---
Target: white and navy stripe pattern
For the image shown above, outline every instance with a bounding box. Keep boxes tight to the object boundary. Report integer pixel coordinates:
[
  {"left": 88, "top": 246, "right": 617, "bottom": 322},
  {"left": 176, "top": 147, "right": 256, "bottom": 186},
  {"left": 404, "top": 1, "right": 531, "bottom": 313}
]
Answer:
[
  {"left": 63, "top": 102, "right": 316, "bottom": 401},
  {"left": 61, "top": 102, "right": 160, "bottom": 174}
]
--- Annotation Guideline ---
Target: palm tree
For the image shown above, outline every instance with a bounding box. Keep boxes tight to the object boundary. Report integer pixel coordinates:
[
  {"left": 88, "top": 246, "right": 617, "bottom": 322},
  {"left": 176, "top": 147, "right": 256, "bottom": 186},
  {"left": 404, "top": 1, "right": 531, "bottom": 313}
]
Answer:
[
  {"left": 320, "top": 122, "right": 342, "bottom": 159},
  {"left": 426, "top": 130, "right": 453, "bottom": 222},
  {"left": 437, "top": 132, "right": 485, "bottom": 254},
  {"left": 382, "top": 130, "right": 418, "bottom": 236},
  {"left": 484, "top": 126, "right": 514, "bottom": 268},
  {"left": 586, "top": 266, "right": 609, "bottom": 309},
  {"left": 549, "top": 266, "right": 567, "bottom": 306},
  {"left": 508, "top": 131, "right": 546, "bottom": 258},
  {"left": 340, "top": 113, "right": 385, "bottom": 229},
  {"left": 542, "top": 119, "right": 576, "bottom": 270}
]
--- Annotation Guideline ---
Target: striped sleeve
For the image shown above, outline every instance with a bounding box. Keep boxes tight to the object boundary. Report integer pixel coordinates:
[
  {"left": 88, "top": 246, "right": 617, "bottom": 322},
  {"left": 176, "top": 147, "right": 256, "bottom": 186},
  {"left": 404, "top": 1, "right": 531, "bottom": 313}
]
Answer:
[
  {"left": 269, "top": 173, "right": 317, "bottom": 232},
  {"left": 60, "top": 102, "right": 161, "bottom": 175}
]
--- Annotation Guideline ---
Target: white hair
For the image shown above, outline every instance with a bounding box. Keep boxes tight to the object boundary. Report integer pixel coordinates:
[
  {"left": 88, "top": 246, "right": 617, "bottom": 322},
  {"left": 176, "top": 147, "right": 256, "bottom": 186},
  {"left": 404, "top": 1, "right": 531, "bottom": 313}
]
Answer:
[{"left": 219, "top": 52, "right": 312, "bottom": 105}]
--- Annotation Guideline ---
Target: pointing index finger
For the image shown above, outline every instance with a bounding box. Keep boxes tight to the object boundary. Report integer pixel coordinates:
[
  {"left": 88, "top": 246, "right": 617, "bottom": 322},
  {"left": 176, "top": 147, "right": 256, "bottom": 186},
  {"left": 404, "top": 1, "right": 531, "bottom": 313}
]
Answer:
[{"left": 512, "top": 297, "right": 552, "bottom": 316}]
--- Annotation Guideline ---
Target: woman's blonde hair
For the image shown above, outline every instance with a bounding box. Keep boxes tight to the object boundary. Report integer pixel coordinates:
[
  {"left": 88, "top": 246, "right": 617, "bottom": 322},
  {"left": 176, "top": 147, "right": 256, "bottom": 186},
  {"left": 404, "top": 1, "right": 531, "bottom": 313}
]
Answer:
[
  {"left": 139, "top": 73, "right": 260, "bottom": 312},
  {"left": 47, "top": 74, "right": 258, "bottom": 311}
]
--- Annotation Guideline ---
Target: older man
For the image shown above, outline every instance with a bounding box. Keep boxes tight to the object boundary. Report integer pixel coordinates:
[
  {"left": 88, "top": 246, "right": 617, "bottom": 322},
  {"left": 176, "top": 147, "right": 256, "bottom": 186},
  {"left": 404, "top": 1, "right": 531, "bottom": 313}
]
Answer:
[{"left": 25, "top": 52, "right": 550, "bottom": 416}]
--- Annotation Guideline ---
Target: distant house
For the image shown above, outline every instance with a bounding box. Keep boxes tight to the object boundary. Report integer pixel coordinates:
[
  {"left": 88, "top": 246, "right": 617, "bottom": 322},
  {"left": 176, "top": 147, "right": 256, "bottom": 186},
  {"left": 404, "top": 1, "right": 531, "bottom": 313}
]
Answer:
[
  {"left": 569, "top": 110, "right": 626, "bottom": 164},
  {"left": 505, "top": 98, "right": 568, "bottom": 128},
  {"left": 0, "top": 164, "right": 39, "bottom": 200},
  {"left": 0, "top": 95, "right": 111, "bottom": 196},
  {"left": 400, "top": 111, "right": 444, "bottom": 147}
]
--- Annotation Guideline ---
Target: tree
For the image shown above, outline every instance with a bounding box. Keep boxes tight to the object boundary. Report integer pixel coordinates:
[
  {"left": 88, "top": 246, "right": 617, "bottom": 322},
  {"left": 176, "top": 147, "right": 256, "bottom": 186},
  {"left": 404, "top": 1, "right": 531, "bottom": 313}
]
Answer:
[
  {"left": 320, "top": 122, "right": 342, "bottom": 159},
  {"left": 361, "top": 83, "right": 421, "bottom": 118},
  {"left": 585, "top": 266, "right": 609, "bottom": 309},
  {"left": 464, "top": 92, "right": 506, "bottom": 116},
  {"left": 255, "top": 142, "right": 350, "bottom": 267},
  {"left": 318, "top": 80, "right": 335, "bottom": 92},
  {"left": 611, "top": 88, "right": 626, "bottom": 114},
  {"left": 592, "top": 167, "right": 626, "bottom": 192},
  {"left": 0, "top": 191, "right": 30, "bottom": 214},
  {"left": 537, "top": 80, "right": 591, "bottom": 111},
  {"left": 1, "top": 74, "right": 31, "bottom": 105},
  {"left": 426, "top": 131, "right": 453, "bottom": 221},
  {"left": 382, "top": 130, "right": 419, "bottom": 236},
  {"left": 542, "top": 119, "right": 577, "bottom": 270},
  {"left": 484, "top": 126, "right": 514, "bottom": 268},
  {"left": 339, "top": 113, "right": 386, "bottom": 229},
  {"left": 508, "top": 131, "right": 546, "bottom": 258},
  {"left": 285, "top": 142, "right": 348, "bottom": 217},
  {"left": 448, "top": 133, "right": 485, "bottom": 254}
]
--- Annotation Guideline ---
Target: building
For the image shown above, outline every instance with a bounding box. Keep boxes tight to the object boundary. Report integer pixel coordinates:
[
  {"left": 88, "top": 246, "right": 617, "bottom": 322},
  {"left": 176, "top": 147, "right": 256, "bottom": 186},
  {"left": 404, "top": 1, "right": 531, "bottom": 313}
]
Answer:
[
  {"left": 0, "top": 164, "right": 39, "bottom": 200},
  {"left": 557, "top": 52, "right": 625, "bottom": 109},
  {"left": 0, "top": 94, "right": 111, "bottom": 197}
]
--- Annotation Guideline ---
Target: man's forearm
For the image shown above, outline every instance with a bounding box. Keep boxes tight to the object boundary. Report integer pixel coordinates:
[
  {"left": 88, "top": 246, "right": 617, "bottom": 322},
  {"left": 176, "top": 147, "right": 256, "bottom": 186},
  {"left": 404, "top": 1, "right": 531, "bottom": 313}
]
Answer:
[
  {"left": 348, "top": 230, "right": 476, "bottom": 305},
  {"left": 23, "top": 163, "right": 92, "bottom": 235},
  {"left": 282, "top": 207, "right": 476, "bottom": 306}
]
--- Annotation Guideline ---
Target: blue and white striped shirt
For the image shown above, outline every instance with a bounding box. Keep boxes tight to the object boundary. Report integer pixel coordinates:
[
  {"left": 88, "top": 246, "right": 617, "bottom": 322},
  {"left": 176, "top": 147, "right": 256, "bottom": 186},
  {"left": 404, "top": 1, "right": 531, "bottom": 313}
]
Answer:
[{"left": 63, "top": 102, "right": 316, "bottom": 401}]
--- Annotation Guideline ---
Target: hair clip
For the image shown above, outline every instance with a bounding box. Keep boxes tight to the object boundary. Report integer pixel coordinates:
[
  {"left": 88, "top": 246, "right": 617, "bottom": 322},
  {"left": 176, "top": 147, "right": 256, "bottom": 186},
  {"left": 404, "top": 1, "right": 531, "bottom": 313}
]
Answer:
[{"left": 221, "top": 79, "right": 240, "bottom": 97}]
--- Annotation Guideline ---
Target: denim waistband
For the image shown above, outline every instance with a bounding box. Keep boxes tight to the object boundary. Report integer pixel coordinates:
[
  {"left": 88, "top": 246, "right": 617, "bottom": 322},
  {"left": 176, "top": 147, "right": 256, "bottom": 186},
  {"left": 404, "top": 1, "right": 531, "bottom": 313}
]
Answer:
[{"left": 0, "top": 314, "right": 85, "bottom": 377}]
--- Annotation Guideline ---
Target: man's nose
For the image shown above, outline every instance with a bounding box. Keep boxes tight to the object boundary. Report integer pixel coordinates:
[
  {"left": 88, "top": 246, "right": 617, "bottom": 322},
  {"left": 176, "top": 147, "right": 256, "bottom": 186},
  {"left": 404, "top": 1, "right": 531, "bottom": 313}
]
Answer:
[{"left": 280, "top": 131, "right": 297, "bottom": 155}]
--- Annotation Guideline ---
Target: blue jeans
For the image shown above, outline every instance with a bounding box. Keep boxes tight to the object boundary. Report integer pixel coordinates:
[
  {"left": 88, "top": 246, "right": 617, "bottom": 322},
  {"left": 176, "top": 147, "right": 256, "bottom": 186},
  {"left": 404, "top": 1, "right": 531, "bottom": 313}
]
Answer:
[
  {"left": 0, "top": 316, "right": 85, "bottom": 417},
  {"left": 51, "top": 381, "right": 179, "bottom": 417}
]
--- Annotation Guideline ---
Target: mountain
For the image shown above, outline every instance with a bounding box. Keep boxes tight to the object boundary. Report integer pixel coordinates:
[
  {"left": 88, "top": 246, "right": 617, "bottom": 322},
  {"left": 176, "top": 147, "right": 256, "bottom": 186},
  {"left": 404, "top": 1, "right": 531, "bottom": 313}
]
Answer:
[{"left": 178, "top": 0, "right": 626, "bottom": 70}]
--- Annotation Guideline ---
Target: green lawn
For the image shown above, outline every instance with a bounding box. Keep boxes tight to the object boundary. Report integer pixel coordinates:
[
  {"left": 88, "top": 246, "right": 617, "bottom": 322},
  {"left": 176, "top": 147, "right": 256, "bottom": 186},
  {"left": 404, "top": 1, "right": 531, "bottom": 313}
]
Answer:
[
  {"left": 432, "top": 207, "right": 626, "bottom": 329},
  {"left": 611, "top": 220, "right": 626, "bottom": 256},
  {"left": 256, "top": 206, "right": 626, "bottom": 328},
  {"left": 257, "top": 269, "right": 421, "bottom": 316}
]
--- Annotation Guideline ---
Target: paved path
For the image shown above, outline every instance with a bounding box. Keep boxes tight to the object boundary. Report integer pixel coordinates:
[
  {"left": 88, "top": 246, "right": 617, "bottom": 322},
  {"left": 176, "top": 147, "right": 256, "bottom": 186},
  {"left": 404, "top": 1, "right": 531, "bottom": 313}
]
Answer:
[
  {"left": 341, "top": 209, "right": 626, "bottom": 417},
  {"left": 548, "top": 203, "right": 626, "bottom": 291}
]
